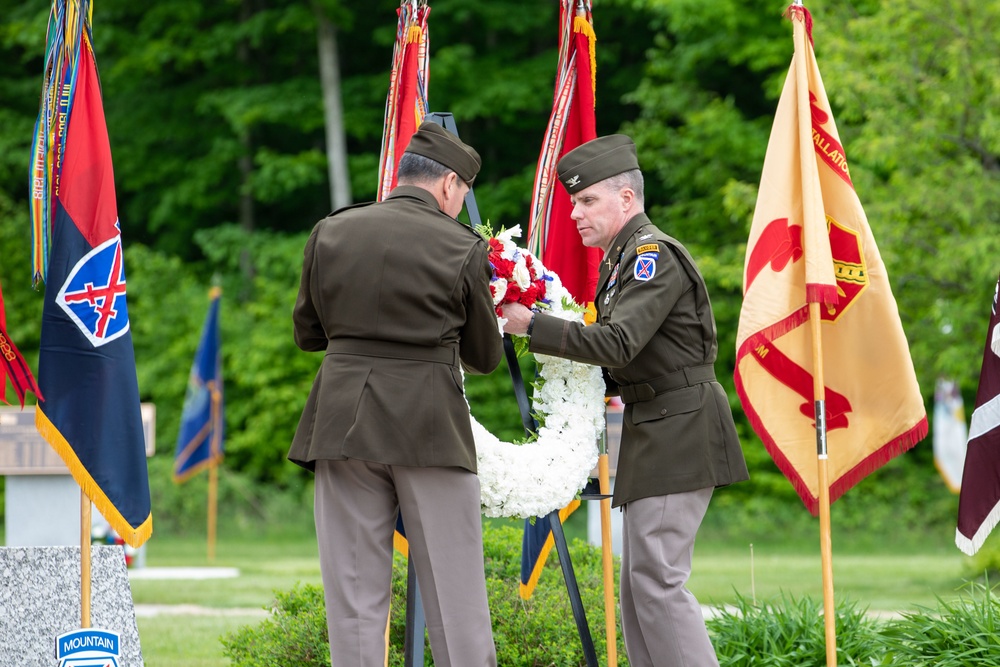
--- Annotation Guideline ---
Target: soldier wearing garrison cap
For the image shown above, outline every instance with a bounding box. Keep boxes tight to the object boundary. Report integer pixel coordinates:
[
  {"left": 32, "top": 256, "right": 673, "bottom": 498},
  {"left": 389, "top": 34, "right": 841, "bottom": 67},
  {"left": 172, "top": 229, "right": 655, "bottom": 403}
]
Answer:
[
  {"left": 291, "top": 120, "right": 501, "bottom": 666},
  {"left": 504, "top": 134, "right": 749, "bottom": 667}
]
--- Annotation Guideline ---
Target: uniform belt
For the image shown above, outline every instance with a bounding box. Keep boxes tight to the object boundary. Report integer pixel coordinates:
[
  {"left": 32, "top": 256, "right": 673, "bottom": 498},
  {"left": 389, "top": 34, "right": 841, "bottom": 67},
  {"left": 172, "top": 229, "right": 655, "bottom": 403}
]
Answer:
[
  {"left": 326, "top": 338, "right": 459, "bottom": 367},
  {"left": 618, "top": 364, "right": 716, "bottom": 404}
]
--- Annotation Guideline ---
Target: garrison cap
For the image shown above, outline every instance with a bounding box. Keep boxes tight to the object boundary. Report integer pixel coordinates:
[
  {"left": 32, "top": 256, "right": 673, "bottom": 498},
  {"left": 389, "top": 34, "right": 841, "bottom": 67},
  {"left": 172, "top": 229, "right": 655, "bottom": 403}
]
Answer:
[
  {"left": 557, "top": 135, "right": 639, "bottom": 194},
  {"left": 404, "top": 121, "right": 482, "bottom": 184}
]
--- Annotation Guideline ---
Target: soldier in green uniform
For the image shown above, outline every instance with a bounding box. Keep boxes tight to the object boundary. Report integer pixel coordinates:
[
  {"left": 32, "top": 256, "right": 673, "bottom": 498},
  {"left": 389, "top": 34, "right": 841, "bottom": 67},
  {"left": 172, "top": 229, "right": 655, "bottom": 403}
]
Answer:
[
  {"left": 291, "top": 121, "right": 503, "bottom": 667},
  {"left": 503, "top": 135, "right": 749, "bottom": 667}
]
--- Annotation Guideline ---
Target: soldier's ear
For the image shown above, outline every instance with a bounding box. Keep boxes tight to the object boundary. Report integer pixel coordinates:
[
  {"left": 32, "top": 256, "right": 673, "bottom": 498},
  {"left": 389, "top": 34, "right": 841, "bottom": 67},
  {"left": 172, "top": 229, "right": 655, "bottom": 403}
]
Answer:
[
  {"left": 446, "top": 171, "right": 468, "bottom": 201},
  {"left": 438, "top": 171, "right": 468, "bottom": 216},
  {"left": 620, "top": 187, "right": 635, "bottom": 211}
]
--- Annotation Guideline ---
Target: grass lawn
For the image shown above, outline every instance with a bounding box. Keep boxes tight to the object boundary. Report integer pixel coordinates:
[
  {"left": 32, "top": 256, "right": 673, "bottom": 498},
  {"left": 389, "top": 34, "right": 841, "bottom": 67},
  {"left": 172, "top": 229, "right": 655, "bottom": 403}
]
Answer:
[
  {"left": 131, "top": 536, "right": 322, "bottom": 608},
  {"left": 132, "top": 534, "right": 322, "bottom": 667},
  {"left": 136, "top": 615, "right": 262, "bottom": 667},
  {"left": 691, "top": 547, "right": 968, "bottom": 610},
  {"left": 130, "top": 511, "right": 981, "bottom": 667}
]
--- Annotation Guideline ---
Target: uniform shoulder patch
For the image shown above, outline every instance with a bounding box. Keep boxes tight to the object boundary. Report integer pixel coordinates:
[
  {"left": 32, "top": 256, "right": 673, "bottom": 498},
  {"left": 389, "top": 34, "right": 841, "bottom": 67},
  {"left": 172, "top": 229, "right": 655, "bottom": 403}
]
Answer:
[
  {"left": 634, "top": 255, "right": 656, "bottom": 281},
  {"left": 636, "top": 243, "right": 659, "bottom": 255}
]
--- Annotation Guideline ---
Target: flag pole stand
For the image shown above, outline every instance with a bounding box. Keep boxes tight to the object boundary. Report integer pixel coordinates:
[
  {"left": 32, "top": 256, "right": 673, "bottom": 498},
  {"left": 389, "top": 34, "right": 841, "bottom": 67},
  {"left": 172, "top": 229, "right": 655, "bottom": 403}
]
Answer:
[
  {"left": 810, "top": 303, "right": 837, "bottom": 667},
  {"left": 402, "top": 557, "right": 425, "bottom": 667},
  {"left": 597, "top": 448, "right": 617, "bottom": 667},
  {"left": 80, "top": 489, "right": 92, "bottom": 628}
]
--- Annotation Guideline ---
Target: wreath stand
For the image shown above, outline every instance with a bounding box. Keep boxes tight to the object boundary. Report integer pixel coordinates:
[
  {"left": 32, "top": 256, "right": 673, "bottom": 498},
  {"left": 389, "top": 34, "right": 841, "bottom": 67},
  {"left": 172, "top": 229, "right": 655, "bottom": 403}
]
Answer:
[{"left": 398, "top": 112, "right": 603, "bottom": 667}]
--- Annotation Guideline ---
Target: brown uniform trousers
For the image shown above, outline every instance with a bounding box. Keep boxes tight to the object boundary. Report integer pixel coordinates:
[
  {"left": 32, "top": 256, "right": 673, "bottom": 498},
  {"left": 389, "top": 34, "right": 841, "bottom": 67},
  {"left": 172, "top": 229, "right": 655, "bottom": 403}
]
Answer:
[{"left": 291, "top": 185, "right": 503, "bottom": 666}]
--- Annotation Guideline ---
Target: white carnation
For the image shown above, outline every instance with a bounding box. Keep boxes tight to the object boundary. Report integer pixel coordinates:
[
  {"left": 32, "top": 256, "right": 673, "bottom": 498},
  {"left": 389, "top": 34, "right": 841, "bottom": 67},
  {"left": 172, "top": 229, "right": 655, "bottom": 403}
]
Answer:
[
  {"left": 496, "top": 224, "right": 522, "bottom": 243},
  {"left": 472, "top": 249, "right": 605, "bottom": 519},
  {"left": 491, "top": 277, "right": 508, "bottom": 305},
  {"left": 512, "top": 262, "right": 532, "bottom": 289}
]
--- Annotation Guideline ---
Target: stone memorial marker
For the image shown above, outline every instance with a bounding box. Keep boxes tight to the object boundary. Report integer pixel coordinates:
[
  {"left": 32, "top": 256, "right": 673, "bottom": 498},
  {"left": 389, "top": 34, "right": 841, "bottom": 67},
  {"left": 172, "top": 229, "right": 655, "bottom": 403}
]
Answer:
[{"left": 0, "top": 545, "right": 143, "bottom": 666}]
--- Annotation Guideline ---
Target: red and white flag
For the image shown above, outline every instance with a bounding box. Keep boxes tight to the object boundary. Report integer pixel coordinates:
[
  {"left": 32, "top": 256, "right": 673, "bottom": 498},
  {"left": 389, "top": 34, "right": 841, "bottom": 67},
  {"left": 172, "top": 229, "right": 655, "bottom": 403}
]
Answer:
[
  {"left": 526, "top": 0, "right": 601, "bottom": 308},
  {"left": 520, "top": 0, "right": 599, "bottom": 600},
  {"left": 376, "top": 2, "right": 430, "bottom": 201},
  {"left": 956, "top": 274, "right": 1000, "bottom": 555},
  {"left": 734, "top": 5, "right": 927, "bottom": 515}
]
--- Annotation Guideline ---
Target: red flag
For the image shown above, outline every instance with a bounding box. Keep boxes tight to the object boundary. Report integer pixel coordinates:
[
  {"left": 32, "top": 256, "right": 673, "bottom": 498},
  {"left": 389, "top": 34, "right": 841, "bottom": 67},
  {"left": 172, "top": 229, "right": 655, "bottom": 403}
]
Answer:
[
  {"left": 519, "top": 0, "right": 601, "bottom": 600},
  {"left": 527, "top": 0, "right": 601, "bottom": 307},
  {"left": 0, "top": 281, "right": 42, "bottom": 407},
  {"left": 956, "top": 274, "right": 1000, "bottom": 555},
  {"left": 377, "top": 4, "right": 430, "bottom": 201},
  {"left": 734, "top": 5, "right": 927, "bottom": 515},
  {"left": 375, "top": 3, "right": 431, "bottom": 555},
  {"left": 31, "top": 5, "right": 152, "bottom": 547}
]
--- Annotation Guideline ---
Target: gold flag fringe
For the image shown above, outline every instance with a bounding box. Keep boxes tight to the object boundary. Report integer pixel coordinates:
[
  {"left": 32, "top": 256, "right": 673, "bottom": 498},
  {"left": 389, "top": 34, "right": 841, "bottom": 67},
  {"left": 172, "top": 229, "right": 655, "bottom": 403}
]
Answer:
[
  {"left": 35, "top": 405, "right": 153, "bottom": 548},
  {"left": 572, "top": 16, "right": 597, "bottom": 104}
]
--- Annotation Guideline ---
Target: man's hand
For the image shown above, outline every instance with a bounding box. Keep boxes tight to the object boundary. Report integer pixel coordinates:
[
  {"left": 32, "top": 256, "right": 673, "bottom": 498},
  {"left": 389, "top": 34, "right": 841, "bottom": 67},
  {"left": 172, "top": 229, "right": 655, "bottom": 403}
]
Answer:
[{"left": 501, "top": 302, "right": 534, "bottom": 335}]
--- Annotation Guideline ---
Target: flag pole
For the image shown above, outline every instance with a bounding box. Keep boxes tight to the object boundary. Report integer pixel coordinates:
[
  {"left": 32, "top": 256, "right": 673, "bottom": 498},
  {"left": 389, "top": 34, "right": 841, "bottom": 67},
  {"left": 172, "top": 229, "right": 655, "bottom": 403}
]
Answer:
[
  {"left": 207, "top": 464, "right": 218, "bottom": 562},
  {"left": 80, "top": 489, "right": 92, "bottom": 628},
  {"left": 207, "top": 385, "right": 221, "bottom": 562},
  {"left": 597, "top": 442, "right": 617, "bottom": 667},
  {"left": 809, "top": 303, "right": 837, "bottom": 666},
  {"left": 796, "top": 2, "right": 836, "bottom": 662}
]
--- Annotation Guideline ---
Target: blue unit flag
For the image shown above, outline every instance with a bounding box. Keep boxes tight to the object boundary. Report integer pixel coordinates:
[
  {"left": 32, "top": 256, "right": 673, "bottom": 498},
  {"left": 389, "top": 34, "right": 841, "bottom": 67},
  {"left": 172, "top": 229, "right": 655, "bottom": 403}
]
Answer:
[{"left": 174, "top": 288, "right": 224, "bottom": 481}]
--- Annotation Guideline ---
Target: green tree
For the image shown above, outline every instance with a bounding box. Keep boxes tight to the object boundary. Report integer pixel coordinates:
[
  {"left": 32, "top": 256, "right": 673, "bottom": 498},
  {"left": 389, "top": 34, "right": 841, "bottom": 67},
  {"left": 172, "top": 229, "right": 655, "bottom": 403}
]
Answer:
[
  {"left": 818, "top": 0, "right": 1000, "bottom": 396},
  {"left": 2, "top": 0, "right": 994, "bottom": 538}
]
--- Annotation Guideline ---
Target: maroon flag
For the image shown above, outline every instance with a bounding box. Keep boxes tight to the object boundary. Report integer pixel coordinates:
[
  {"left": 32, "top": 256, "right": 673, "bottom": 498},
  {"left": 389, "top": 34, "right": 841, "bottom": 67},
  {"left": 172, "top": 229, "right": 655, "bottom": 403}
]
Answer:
[{"left": 956, "top": 273, "right": 1000, "bottom": 555}]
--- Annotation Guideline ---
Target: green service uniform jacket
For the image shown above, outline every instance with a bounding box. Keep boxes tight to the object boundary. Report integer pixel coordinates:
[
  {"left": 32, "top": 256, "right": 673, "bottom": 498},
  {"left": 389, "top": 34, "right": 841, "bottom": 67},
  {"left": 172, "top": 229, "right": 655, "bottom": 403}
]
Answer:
[
  {"left": 530, "top": 212, "right": 749, "bottom": 507},
  {"left": 289, "top": 185, "right": 503, "bottom": 473}
]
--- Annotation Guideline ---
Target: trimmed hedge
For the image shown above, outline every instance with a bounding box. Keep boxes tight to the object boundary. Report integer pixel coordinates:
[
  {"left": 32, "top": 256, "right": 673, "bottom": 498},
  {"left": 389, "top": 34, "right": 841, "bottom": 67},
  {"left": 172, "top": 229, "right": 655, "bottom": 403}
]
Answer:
[
  {"left": 222, "top": 526, "right": 1000, "bottom": 666},
  {"left": 222, "top": 523, "right": 624, "bottom": 666}
]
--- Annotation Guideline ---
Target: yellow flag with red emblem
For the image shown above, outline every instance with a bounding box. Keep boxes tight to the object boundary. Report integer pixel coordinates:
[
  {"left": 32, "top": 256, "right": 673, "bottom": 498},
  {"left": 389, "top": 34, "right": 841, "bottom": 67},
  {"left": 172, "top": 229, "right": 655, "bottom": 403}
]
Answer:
[{"left": 734, "top": 5, "right": 927, "bottom": 515}]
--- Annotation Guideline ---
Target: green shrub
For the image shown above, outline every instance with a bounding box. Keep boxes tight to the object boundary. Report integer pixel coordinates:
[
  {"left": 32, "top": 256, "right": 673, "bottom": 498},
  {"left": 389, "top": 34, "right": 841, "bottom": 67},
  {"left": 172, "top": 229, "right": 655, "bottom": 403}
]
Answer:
[
  {"left": 477, "top": 524, "right": 626, "bottom": 667},
  {"left": 222, "top": 583, "right": 330, "bottom": 667},
  {"left": 222, "top": 522, "right": 627, "bottom": 666},
  {"left": 880, "top": 581, "right": 1000, "bottom": 665},
  {"left": 709, "top": 585, "right": 1000, "bottom": 666},
  {"left": 221, "top": 525, "right": 1000, "bottom": 666},
  {"left": 707, "top": 592, "right": 884, "bottom": 666}
]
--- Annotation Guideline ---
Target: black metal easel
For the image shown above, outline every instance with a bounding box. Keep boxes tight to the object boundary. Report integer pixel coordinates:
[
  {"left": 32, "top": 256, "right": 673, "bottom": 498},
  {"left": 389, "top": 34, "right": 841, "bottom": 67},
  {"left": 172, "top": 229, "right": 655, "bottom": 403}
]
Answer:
[
  {"left": 401, "top": 112, "right": 598, "bottom": 667},
  {"left": 502, "top": 333, "right": 600, "bottom": 667}
]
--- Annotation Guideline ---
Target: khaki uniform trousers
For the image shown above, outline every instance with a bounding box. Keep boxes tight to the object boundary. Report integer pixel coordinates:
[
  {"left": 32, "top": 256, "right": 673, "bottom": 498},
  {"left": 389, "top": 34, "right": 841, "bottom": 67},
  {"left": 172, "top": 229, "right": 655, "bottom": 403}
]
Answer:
[
  {"left": 314, "top": 459, "right": 497, "bottom": 667},
  {"left": 620, "top": 487, "right": 718, "bottom": 667}
]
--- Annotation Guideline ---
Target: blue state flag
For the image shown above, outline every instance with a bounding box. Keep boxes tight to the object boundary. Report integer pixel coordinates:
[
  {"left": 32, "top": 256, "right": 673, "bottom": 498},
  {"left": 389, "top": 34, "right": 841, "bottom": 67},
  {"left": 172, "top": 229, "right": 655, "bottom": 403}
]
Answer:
[
  {"left": 32, "top": 4, "right": 152, "bottom": 547},
  {"left": 174, "top": 288, "right": 224, "bottom": 481}
]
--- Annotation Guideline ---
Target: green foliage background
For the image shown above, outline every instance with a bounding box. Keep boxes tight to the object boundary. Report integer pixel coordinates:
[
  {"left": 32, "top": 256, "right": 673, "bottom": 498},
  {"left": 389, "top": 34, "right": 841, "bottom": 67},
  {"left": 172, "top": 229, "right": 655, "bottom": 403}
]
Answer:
[{"left": 1, "top": 0, "right": 998, "bottom": 540}]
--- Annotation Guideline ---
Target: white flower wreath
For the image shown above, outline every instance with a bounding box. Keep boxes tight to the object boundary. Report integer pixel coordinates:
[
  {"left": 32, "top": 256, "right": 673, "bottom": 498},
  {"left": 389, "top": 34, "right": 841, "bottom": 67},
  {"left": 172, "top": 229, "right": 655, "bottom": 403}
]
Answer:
[{"left": 470, "top": 248, "right": 606, "bottom": 519}]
